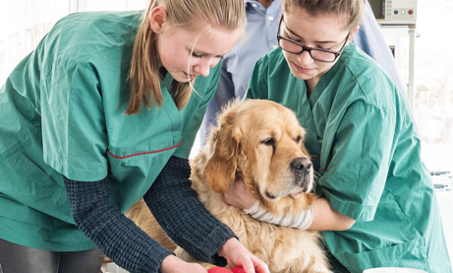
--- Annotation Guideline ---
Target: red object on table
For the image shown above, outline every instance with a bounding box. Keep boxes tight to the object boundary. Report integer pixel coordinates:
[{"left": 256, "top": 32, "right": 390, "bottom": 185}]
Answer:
[
  {"left": 231, "top": 266, "right": 247, "bottom": 273},
  {"left": 208, "top": 267, "right": 233, "bottom": 273},
  {"left": 208, "top": 266, "right": 246, "bottom": 273}
]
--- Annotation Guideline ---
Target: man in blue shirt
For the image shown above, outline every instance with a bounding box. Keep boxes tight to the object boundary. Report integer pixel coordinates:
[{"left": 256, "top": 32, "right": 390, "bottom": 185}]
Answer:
[{"left": 192, "top": 0, "right": 418, "bottom": 154}]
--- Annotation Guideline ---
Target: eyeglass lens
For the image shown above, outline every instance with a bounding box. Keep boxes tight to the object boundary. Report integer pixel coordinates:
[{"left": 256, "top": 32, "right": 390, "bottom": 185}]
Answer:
[{"left": 278, "top": 39, "right": 337, "bottom": 62}]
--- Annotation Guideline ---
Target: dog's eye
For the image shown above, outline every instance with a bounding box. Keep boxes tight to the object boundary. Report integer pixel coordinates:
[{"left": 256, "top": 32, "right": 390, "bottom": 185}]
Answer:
[
  {"left": 296, "top": 136, "right": 302, "bottom": 143},
  {"left": 262, "top": 138, "right": 275, "bottom": 146}
]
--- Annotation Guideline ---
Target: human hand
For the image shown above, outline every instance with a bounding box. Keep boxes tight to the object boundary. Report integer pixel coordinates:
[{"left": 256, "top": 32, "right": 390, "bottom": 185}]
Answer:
[
  {"left": 223, "top": 179, "right": 257, "bottom": 210},
  {"left": 160, "top": 254, "right": 207, "bottom": 273},
  {"left": 218, "top": 238, "right": 270, "bottom": 273}
]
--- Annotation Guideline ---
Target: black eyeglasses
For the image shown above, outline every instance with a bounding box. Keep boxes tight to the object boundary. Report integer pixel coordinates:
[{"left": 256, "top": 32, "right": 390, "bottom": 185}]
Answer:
[{"left": 276, "top": 16, "right": 350, "bottom": 63}]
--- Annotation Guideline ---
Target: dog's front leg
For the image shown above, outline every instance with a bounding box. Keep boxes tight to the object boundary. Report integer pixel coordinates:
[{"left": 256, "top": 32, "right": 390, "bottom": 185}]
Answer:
[{"left": 174, "top": 247, "right": 218, "bottom": 270}]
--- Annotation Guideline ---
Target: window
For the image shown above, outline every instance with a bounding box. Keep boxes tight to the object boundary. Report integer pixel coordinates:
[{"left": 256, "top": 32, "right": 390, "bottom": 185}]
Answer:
[
  {"left": 414, "top": 0, "right": 453, "bottom": 170},
  {"left": 0, "top": 0, "right": 70, "bottom": 84},
  {"left": 0, "top": 0, "right": 148, "bottom": 85},
  {"left": 73, "top": 0, "right": 147, "bottom": 12},
  {"left": 413, "top": 0, "right": 453, "bottom": 265}
]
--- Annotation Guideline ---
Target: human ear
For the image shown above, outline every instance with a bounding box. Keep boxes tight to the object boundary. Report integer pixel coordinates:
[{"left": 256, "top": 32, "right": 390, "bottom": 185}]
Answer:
[
  {"left": 349, "top": 26, "right": 360, "bottom": 42},
  {"left": 149, "top": 6, "right": 167, "bottom": 33}
]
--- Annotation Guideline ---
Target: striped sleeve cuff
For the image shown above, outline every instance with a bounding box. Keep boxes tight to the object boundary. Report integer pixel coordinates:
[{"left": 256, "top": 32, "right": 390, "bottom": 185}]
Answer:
[{"left": 244, "top": 201, "right": 313, "bottom": 230}]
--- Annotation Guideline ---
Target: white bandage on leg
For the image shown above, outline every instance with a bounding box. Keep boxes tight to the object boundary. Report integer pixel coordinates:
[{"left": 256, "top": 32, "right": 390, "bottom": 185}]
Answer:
[{"left": 244, "top": 201, "right": 314, "bottom": 230}]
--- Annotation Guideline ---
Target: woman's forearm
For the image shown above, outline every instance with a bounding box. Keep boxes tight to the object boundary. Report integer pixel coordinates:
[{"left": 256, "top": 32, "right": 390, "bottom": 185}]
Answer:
[
  {"left": 309, "top": 198, "right": 356, "bottom": 231},
  {"left": 144, "top": 156, "right": 237, "bottom": 265},
  {"left": 64, "top": 176, "right": 172, "bottom": 273}
]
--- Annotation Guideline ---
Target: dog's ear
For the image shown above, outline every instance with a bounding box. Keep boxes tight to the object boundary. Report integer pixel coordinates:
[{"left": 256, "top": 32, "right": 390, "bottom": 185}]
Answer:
[{"left": 203, "top": 121, "right": 240, "bottom": 193}]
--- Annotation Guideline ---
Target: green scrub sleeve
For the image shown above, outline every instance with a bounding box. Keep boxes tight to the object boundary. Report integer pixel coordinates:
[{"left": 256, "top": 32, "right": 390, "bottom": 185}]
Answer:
[
  {"left": 41, "top": 63, "right": 108, "bottom": 182},
  {"left": 174, "top": 63, "right": 222, "bottom": 159},
  {"left": 319, "top": 100, "right": 396, "bottom": 222},
  {"left": 244, "top": 58, "right": 268, "bottom": 101}
]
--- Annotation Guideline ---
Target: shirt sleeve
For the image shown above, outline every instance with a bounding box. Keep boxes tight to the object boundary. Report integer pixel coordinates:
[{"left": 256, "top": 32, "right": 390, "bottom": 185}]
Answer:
[
  {"left": 319, "top": 100, "right": 396, "bottom": 222},
  {"left": 41, "top": 62, "right": 108, "bottom": 181},
  {"left": 64, "top": 176, "right": 172, "bottom": 273},
  {"left": 244, "top": 201, "right": 314, "bottom": 230},
  {"left": 214, "top": 64, "right": 236, "bottom": 109},
  {"left": 352, "top": 1, "right": 419, "bottom": 136},
  {"left": 244, "top": 57, "right": 268, "bottom": 100},
  {"left": 144, "top": 156, "right": 237, "bottom": 266}
]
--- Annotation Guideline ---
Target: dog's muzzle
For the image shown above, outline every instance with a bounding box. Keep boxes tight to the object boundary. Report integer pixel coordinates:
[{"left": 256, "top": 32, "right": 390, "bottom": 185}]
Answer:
[{"left": 290, "top": 157, "right": 313, "bottom": 190}]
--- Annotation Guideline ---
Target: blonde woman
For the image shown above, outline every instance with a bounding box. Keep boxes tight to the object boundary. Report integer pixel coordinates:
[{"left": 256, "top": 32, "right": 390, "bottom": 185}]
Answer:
[{"left": 0, "top": 1, "right": 269, "bottom": 273}]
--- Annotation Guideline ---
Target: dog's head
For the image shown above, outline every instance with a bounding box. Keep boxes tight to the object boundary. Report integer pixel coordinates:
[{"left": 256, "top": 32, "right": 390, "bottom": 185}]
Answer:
[{"left": 201, "top": 99, "right": 314, "bottom": 205}]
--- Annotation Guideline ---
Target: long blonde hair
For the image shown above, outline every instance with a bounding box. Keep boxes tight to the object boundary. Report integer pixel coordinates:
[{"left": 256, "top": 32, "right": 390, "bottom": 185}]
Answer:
[
  {"left": 125, "top": 0, "right": 246, "bottom": 115},
  {"left": 282, "top": 0, "right": 366, "bottom": 32}
]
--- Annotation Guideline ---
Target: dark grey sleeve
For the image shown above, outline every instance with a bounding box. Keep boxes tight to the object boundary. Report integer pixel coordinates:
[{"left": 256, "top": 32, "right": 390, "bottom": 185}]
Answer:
[
  {"left": 144, "top": 156, "right": 237, "bottom": 266},
  {"left": 64, "top": 176, "right": 172, "bottom": 273}
]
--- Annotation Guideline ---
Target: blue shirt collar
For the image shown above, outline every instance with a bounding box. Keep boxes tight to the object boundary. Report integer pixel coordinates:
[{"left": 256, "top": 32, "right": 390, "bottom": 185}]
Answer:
[{"left": 244, "top": 0, "right": 282, "bottom": 10}]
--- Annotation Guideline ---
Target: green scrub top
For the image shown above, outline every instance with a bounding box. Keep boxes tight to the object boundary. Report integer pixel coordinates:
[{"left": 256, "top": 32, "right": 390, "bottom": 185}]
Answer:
[
  {"left": 246, "top": 45, "right": 452, "bottom": 273},
  {"left": 0, "top": 11, "right": 221, "bottom": 251}
]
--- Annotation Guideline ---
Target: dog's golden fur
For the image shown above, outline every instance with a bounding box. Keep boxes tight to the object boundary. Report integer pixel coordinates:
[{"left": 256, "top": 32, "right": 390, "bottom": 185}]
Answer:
[{"left": 127, "top": 100, "right": 330, "bottom": 272}]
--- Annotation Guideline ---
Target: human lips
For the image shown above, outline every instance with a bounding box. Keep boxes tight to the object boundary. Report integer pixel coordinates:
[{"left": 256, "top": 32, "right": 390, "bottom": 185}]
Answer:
[
  {"left": 183, "top": 71, "right": 198, "bottom": 79},
  {"left": 293, "top": 62, "right": 314, "bottom": 73}
]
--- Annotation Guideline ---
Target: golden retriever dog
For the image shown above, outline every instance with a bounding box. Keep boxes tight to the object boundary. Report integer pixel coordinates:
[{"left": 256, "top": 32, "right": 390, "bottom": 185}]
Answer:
[{"left": 127, "top": 99, "right": 330, "bottom": 273}]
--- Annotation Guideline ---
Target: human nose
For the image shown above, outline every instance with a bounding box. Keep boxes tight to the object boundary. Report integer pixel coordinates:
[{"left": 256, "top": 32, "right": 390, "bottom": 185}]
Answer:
[
  {"left": 193, "top": 58, "right": 219, "bottom": 77},
  {"left": 297, "top": 50, "right": 314, "bottom": 65}
]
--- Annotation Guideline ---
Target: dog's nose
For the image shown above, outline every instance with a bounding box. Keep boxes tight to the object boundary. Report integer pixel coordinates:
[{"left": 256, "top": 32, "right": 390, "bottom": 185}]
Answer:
[{"left": 290, "top": 157, "right": 312, "bottom": 175}]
